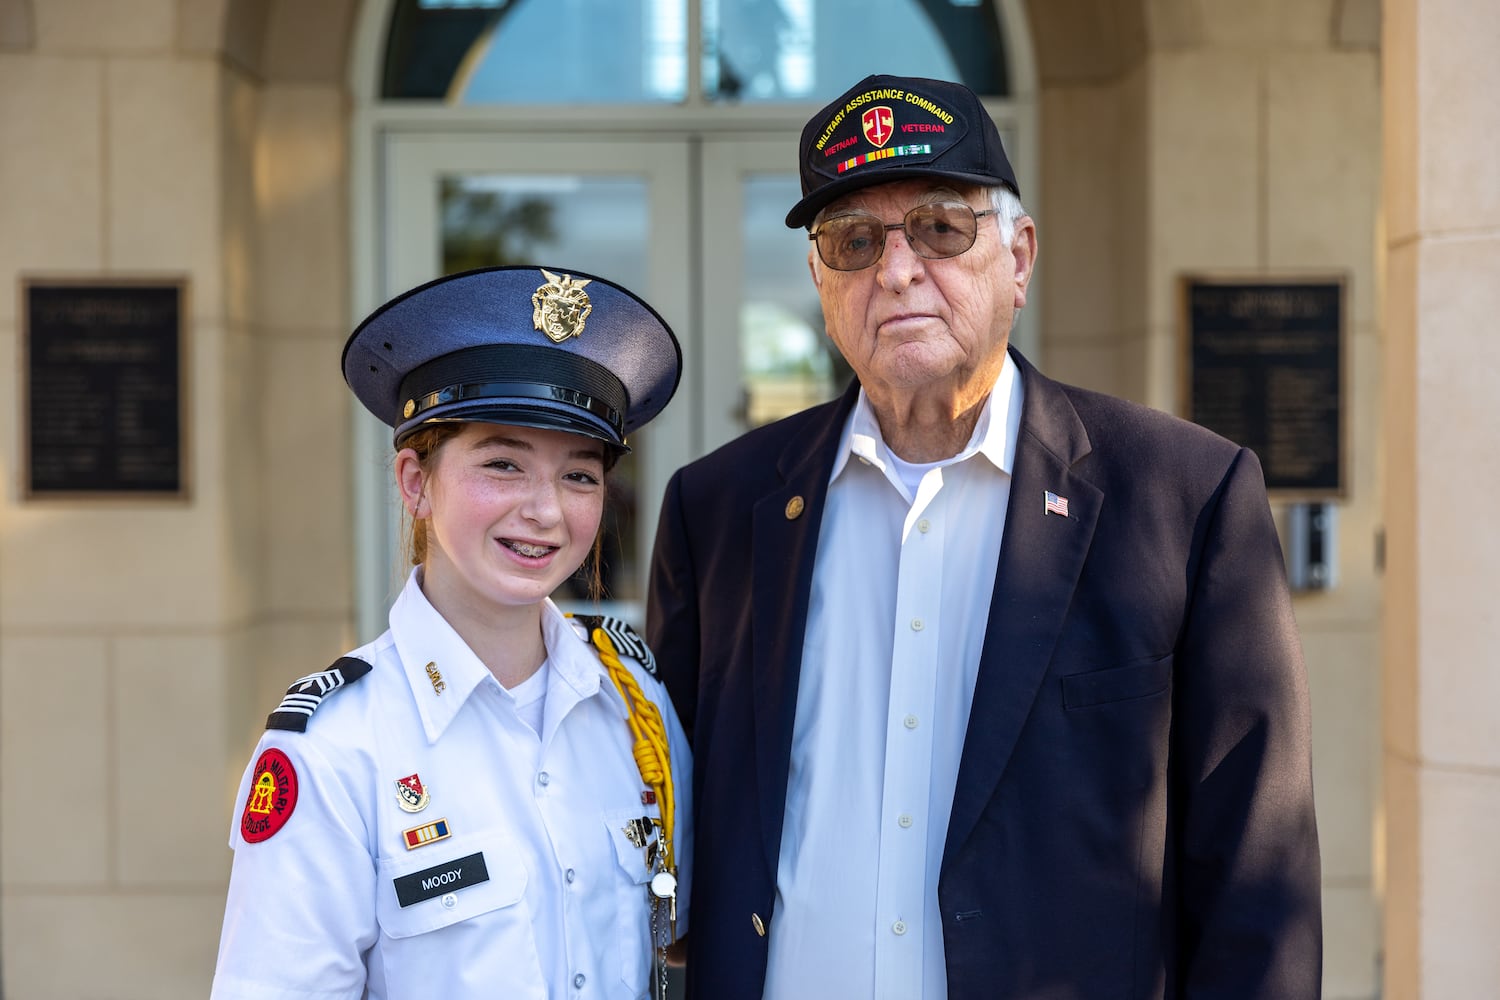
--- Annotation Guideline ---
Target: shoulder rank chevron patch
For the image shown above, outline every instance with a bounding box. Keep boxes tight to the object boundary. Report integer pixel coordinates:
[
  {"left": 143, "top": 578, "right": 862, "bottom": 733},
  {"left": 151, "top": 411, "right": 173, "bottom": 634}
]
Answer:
[
  {"left": 570, "top": 614, "right": 658, "bottom": 677},
  {"left": 266, "top": 656, "right": 373, "bottom": 732}
]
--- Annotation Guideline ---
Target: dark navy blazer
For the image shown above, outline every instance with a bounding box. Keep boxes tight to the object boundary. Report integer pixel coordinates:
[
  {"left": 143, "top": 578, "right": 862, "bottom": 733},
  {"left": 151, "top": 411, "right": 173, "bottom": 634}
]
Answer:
[{"left": 647, "top": 348, "right": 1322, "bottom": 999}]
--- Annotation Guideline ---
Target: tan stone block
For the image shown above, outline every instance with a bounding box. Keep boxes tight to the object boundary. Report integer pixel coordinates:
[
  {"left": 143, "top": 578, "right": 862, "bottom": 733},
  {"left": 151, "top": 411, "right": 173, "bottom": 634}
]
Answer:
[
  {"left": 32, "top": 0, "right": 173, "bottom": 53},
  {"left": 113, "top": 634, "right": 238, "bottom": 885},
  {"left": 1148, "top": 52, "right": 1260, "bottom": 329},
  {"left": 1043, "top": 335, "right": 1151, "bottom": 404},
  {"left": 1412, "top": 237, "right": 1500, "bottom": 768},
  {"left": 1039, "top": 84, "right": 1124, "bottom": 341},
  {"left": 0, "top": 0, "right": 35, "bottom": 49},
  {"left": 1196, "top": 0, "right": 1273, "bottom": 46},
  {"left": 263, "top": 335, "right": 351, "bottom": 617},
  {"left": 1382, "top": 0, "right": 1419, "bottom": 246},
  {"left": 1381, "top": 753, "right": 1419, "bottom": 1000},
  {"left": 1, "top": 891, "right": 223, "bottom": 999},
  {"left": 1270, "top": 0, "right": 1341, "bottom": 46},
  {"left": 221, "top": 71, "right": 260, "bottom": 327},
  {"left": 1266, "top": 52, "right": 1381, "bottom": 329},
  {"left": 0, "top": 57, "right": 104, "bottom": 318},
  {"left": 263, "top": 0, "right": 358, "bottom": 85},
  {"left": 1418, "top": 0, "right": 1500, "bottom": 233},
  {"left": 1300, "top": 627, "right": 1377, "bottom": 881},
  {"left": 1381, "top": 245, "right": 1418, "bottom": 761},
  {"left": 1419, "top": 768, "right": 1500, "bottom": 995},
  {"left": 256, "top": 85, "right": 349, "bottom": 333},
  {"left": 1321, "top": 884, "right": 1380, "bottom": 999},
  {"left": 0, "top": 636, "right": 111, "bottom": 885},
  {"left": 107, "top": 58, "right": 224, "bottom": 317}
]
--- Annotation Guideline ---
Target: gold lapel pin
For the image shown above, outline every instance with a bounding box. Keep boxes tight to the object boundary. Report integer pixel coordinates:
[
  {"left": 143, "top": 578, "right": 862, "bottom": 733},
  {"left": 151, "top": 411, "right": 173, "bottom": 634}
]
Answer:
[{"left": 785, "top": 496, "right": 805, "bottom": 520}]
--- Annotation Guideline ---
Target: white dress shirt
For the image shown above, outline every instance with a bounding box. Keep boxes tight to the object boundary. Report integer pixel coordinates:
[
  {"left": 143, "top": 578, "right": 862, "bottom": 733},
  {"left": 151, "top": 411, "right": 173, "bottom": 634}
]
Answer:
[
  {"left": 212, "top": 570, "right": 692, "bottom": 1000},
  {"left": 763, "top": 356, "right": 1022, "bottom": 1000}
]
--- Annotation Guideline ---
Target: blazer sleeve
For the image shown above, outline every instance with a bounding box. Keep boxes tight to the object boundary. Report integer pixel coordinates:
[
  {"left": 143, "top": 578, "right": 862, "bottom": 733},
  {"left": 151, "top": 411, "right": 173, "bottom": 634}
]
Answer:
[{"left": 1173, "top": 446, "right": 1323, "bottom": 997}]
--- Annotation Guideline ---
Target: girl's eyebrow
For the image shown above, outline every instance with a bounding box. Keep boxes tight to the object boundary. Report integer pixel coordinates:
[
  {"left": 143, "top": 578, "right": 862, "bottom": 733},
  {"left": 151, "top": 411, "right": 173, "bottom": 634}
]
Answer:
[{"left": 469, "top": 433, "right": 604, "bottom": 464}]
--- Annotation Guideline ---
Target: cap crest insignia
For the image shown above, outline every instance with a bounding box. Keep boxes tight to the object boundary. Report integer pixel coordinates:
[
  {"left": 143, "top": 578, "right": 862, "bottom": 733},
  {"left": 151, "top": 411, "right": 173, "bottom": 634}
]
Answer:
[
  {"left": 861, "top": 105, "right": 895, "bottom": 148},
  {"left": 532, "top": 269, "right": 593, "bottom": 343}
]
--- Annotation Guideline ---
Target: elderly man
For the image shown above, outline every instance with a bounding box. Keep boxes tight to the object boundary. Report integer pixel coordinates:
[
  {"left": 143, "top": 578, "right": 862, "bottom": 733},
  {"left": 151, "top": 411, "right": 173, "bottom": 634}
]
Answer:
[{"left": 648, "top": 74, "right": 1321, "bottom": 1000}]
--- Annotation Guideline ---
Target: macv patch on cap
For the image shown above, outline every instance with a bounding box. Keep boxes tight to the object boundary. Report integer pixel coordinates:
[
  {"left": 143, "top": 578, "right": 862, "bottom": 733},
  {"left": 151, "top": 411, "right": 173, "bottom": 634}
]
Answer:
[{"left": 240, "top": 747, "right": 298, "bottom": 843}]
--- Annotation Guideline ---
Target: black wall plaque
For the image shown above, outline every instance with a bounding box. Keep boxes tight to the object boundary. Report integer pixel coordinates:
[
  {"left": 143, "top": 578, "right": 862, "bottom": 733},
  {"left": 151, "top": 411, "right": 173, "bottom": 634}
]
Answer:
[
  {"left": 1184, "top": 277, "right": 1344, "bottom": 497},
  {"left": 23, "top": 279, "right": 187, "bottom": 497}
]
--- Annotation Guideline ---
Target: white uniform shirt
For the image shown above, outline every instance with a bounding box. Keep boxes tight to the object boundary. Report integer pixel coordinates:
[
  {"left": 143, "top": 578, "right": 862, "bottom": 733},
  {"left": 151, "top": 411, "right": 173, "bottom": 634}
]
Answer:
[
  {"left": 212, "top": 571, "right": 692, "bottom": 1000},
  {"left": 763, "top": 356, "right": 1021, "bottom": 1000}
]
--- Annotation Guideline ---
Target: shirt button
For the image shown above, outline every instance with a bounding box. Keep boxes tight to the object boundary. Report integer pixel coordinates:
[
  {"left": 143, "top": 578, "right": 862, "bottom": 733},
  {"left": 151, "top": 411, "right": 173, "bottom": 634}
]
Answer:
[
  {"left": 565, "top": 868, "right": 576, "bottom": 884},
  {"left": 898, "top": 814, "right": 913, "bottom": 828},
  {"left": 537, "top": 771, "right": 551, "bottom": 786},
  {"left": 918, "top": 518, "right": 931, "bottom": 533},
  {"left": 441, "top": 893, "right": 457, "bottom": 909},
  {"left": 893, "top": 920, "right": 908, "bottom": 935},
  {"left": 904, "top": 714, "right": 918, "bottom": 729},
  {"left": 911, "top": 618, "right": 924, "bottom": 631},
  {"left": 574, "top": 973, "right": 586, "bottom": 989}
]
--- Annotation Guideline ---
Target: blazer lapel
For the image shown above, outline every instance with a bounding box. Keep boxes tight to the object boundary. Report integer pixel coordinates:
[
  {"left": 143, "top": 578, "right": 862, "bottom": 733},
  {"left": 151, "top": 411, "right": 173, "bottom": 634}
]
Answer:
[
  {"left": 750, "top": 385, "right": 859, "bottom": 878},
  {"left": 943, "top": 352, "right": 1102, "bottom": 871}
]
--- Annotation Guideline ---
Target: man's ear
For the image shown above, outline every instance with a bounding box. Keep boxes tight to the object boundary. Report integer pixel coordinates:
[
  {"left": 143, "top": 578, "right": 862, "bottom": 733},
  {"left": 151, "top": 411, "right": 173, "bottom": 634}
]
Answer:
[
  {"left": 807, "top": 246, "right": 822, "bottom": 288},
  {"left": 1010, "top": 215, "right": 1038, "bottom": 310}
]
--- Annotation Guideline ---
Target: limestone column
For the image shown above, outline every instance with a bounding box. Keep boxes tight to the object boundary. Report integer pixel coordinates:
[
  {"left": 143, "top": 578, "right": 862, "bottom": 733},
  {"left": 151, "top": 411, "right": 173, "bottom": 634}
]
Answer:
[{"left": 1382, "top": 0, "right": 1500, "bottom": 995}]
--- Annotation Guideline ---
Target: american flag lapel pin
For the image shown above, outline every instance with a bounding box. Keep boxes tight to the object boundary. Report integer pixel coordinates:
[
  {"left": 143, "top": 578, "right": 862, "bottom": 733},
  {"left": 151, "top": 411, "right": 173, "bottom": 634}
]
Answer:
[{"left": 1044, "top": 490, "right": 1070, "bottom": 517}]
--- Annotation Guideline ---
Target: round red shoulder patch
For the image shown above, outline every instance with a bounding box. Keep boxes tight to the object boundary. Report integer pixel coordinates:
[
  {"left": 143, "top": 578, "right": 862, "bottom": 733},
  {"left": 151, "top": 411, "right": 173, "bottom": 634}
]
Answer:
[{"left": 240, "top": 747, "right": 299, "bottom": 843}]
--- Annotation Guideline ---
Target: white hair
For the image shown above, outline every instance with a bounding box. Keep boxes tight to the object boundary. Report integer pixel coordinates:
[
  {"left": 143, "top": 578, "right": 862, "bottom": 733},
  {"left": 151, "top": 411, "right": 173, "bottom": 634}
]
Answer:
[{"left": 810, "top": 183, "right": 1029, "bottom": 281}]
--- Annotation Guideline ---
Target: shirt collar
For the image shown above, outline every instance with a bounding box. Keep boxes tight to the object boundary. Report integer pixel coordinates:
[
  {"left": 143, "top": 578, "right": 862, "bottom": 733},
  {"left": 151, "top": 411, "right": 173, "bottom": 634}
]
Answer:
[
  {"left": 389, "top": 570, "right": 628, "bottom": 743},
  {"left": 829, "top": 351, "right": 1024, "bottom": 484}
]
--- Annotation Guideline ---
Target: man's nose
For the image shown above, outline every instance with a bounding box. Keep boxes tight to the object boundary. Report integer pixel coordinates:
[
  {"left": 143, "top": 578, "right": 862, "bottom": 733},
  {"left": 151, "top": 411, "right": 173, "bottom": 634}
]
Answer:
[{"left": 876, "top": 227, "right": 924, "bottom": 290}]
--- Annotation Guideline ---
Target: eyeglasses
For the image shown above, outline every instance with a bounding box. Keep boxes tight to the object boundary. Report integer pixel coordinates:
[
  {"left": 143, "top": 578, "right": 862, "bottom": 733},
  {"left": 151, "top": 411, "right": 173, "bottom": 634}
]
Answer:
[{"left": 809, "top": 201, "right": 999, "bottom": 271}]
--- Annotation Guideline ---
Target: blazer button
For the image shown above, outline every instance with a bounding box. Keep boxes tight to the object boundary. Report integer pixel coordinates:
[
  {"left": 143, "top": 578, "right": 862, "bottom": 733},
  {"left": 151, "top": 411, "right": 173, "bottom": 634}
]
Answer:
[{"left": 751, "top": 912, "right": 767, "bottom": 937}]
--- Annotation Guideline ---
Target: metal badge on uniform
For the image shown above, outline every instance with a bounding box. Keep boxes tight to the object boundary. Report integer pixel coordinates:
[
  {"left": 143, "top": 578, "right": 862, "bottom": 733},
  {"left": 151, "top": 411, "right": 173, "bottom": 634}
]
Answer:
[
  {"left": 395, "top": 773, "right": 431, "bottom": 813},
  {"left": 402, "top": 817, "right": 452, "bottom": 850},
  {"left": 641, "top": 789, "right": 656, "bottom": 806},
  {"left": 531, "top": 269, "right": 593, "bottom": 343}
]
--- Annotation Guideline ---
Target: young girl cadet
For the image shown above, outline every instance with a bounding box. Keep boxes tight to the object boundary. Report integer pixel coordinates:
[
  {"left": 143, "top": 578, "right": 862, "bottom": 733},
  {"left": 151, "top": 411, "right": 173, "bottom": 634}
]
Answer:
[{"left": 211, "top": 266, "right": 690, "bottom": 1000}]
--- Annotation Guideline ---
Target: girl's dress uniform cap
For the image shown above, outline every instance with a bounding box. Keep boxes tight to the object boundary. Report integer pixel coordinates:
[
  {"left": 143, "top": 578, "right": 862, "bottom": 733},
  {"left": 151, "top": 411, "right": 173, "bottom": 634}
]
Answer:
[
  {"left": 785, "top": 73, "right": 1019, "bottom": 229},
  {"left": 342, "top": 265, "right": 682, "bottom": 452}
]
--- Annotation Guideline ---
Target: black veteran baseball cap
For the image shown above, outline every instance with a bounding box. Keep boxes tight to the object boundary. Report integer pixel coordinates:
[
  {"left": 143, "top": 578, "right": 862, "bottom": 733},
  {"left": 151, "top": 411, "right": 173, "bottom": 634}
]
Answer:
[
  {"left": 785, "top": 74, "right": 1019, "bottom": 229},
  {"left": 342, "top": 266, "right": 682, "bottom": 453}
]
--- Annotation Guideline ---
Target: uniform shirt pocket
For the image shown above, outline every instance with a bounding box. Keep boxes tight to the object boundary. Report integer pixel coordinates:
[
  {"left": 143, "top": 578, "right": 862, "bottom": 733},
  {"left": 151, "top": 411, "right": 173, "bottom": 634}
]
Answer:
[
  {"left": 372, "top": 829, "right": 546, "bottom": 998},
  {"left": 376, "top": 830, "right": 528, "bottom": 938},
  {"left": 604, "top": 807, "right": 660, "bottom": 997}
]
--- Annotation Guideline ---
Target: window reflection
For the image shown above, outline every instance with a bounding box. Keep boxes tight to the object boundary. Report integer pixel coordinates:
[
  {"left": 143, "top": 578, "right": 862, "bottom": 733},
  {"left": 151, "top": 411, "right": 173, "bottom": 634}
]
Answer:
[
  {"left": 383, "top": 0, "right": 1007, "bottom": 103},
  {"left": 704, "top": 0, "right": 1008, "bottom": 102},
  {"left": 384, "top": 0, "right": 688, "bottom": 102},
  {"left": 739, "top": 174, "right": 851, "bottom": 426}
]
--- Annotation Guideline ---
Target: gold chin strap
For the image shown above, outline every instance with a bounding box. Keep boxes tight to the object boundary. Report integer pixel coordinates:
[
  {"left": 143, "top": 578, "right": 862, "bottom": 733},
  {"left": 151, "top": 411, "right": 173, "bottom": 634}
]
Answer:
[{"left": 589, "top": 626, "right": 678, "bottom": 878}]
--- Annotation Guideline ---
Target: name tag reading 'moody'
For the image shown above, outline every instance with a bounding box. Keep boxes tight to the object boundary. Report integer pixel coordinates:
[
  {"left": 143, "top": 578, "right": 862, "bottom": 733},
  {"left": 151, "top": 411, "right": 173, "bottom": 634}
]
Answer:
[{"left": 393, "top": 852, "right": 490, "bottom": 907}]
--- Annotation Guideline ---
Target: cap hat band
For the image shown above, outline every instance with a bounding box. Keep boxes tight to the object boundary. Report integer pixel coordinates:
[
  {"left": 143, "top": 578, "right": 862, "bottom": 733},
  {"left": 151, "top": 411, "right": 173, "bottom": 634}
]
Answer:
[
  {"left": 396, "top": 341, "right": 628, "bottom": 442},
  {"left": 406, "top": 380, "right": 622, "bottom": 437}
]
